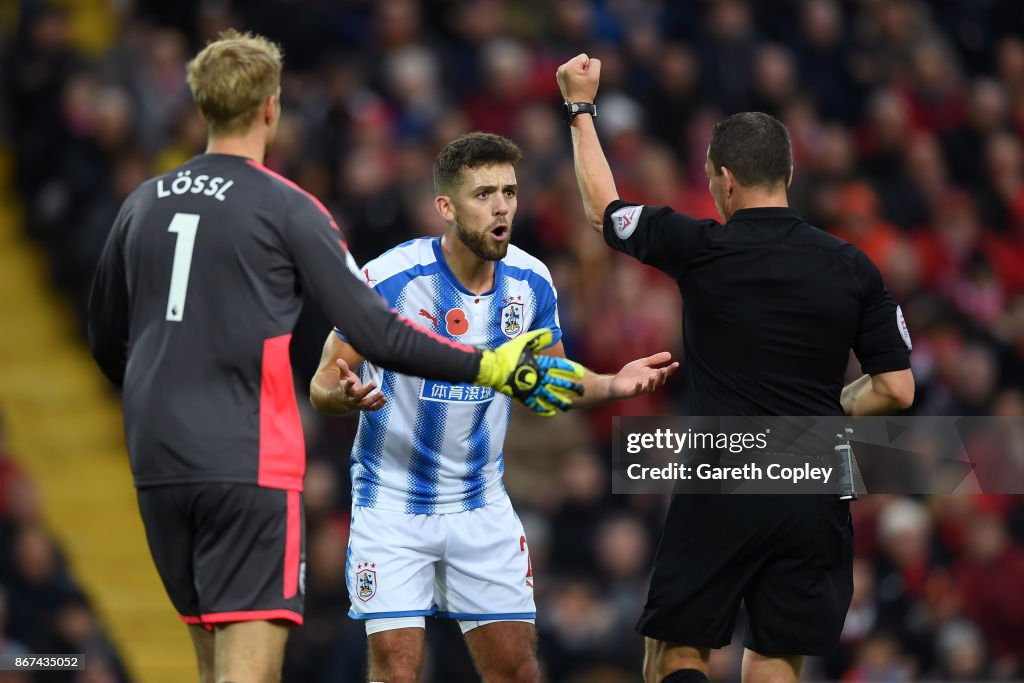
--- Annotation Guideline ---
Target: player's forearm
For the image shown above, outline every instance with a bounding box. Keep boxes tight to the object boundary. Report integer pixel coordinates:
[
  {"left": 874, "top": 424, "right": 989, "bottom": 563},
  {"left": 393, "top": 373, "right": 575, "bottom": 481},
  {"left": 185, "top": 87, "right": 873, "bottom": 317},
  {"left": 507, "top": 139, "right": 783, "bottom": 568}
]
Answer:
[
  {"left": 309, "top": 369, "right": 356, "bottom": 415},
  {"left": 87, "top": 280, "right": 128, "bottom": 388},
  {"left": 88, "top": 342, "right": 126, "bottom": 388},
  {"left": 87, "top": 317, "right": 126, "bottom": 387},
  {"left": 841, "top": 374, "right": 909, "bottom": 416},
  {"left": 305, "top": 243, "right": 483, "bottom": 384},
  {"left": 569, "top": 114, "right": 619, "bottom": 232},
  {"left": 572, "top": 370, "right": 615, "bottom": 409}
]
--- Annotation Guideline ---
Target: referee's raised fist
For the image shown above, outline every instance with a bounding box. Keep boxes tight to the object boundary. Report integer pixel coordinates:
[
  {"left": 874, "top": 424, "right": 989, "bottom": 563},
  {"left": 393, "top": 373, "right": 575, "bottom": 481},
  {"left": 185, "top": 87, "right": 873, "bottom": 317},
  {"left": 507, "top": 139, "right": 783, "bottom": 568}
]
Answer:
[{"left": 557, "top": 53, "right": 601, "bottom": 103}]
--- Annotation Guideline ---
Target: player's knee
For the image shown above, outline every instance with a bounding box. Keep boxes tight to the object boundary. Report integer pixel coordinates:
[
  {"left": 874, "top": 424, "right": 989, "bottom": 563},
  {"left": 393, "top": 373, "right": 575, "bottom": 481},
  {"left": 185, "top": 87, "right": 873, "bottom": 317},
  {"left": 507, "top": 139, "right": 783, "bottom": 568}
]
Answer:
[
  {"left": 370, "top": 664, "right": 419, "bottom": 683},
  {"left": 661, "top": 670, "right": 711, "bottom": 683},
  {"left": 368, "top": 663, "right": 418, "bottom": 683},
  {"left": 645, "top": 645, "right": 709, "bottom": 683},
  {"left": 375, "top": 674, "right": 417, "bottom": 683},
  {"left": 508, "top": 657, "right": 540, "bottom": 683},
  {"left": 369, "top": 654, "right": 420, "bottom": 683},
  {"left": 475, "top": 649, "right": 539, "bottom": 683}
]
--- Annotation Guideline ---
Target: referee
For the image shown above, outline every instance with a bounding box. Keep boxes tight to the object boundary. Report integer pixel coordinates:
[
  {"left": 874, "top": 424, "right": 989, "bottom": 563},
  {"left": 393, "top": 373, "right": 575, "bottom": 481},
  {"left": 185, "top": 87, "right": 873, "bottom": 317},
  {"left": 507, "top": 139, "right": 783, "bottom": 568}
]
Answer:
[{"left": 557, "top": 54, "right": 915, "bottom": 683}]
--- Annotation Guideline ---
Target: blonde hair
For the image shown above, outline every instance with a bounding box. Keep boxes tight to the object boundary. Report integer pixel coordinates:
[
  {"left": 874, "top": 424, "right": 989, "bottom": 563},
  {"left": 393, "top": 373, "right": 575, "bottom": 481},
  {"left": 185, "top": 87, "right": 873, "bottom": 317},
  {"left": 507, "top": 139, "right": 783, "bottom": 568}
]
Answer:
[{"left": 186, "top": 29, "right": 282, "bottom": 136}]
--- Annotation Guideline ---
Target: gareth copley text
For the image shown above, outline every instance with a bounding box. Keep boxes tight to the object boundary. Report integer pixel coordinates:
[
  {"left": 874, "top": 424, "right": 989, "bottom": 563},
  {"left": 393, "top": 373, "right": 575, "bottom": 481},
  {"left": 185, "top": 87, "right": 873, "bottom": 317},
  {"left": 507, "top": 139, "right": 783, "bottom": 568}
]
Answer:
[{"left": 626, "top": 462, "right": 834, "bottom": 484}]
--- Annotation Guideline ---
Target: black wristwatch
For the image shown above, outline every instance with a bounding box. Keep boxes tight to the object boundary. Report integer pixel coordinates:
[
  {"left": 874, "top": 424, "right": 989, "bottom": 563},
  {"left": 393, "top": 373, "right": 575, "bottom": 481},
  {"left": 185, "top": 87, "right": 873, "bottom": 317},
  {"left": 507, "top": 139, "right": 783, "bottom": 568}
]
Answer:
[{"left": 562, "top": 101, "right": 597, "bottom": 125}]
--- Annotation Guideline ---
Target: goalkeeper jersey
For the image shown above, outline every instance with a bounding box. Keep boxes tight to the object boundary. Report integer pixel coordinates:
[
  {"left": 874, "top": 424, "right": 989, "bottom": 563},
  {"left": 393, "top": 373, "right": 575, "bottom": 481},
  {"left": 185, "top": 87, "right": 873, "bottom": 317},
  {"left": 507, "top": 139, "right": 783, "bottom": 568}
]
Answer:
[
  {"left": 336, "top": 237, "right": 561, "bottom": 514},
  {"left": 87, "top": 154, "right": 482, "bottom": 492}
]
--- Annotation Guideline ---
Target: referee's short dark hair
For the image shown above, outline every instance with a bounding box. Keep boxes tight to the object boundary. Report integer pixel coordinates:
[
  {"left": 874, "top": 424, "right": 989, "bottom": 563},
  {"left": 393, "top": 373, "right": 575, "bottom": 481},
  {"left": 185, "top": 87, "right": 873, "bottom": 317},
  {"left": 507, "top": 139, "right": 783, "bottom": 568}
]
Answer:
[
  {"left": 434, "top": 132, "right": 522, "bottom": 196},
  {"left": 708, "top": 112, "right": 793, "bottom": 189}
]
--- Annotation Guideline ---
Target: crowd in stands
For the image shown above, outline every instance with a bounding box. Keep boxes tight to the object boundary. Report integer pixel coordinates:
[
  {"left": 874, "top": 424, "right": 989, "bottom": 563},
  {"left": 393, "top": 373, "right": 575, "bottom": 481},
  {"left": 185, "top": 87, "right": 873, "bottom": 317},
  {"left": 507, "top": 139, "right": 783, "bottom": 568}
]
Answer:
[
  {"left": 0, "top": 410, "right": 130, "bottom": 683},
  {"left": 3, "top": 0, "right": 1024, "bottom": 680}
]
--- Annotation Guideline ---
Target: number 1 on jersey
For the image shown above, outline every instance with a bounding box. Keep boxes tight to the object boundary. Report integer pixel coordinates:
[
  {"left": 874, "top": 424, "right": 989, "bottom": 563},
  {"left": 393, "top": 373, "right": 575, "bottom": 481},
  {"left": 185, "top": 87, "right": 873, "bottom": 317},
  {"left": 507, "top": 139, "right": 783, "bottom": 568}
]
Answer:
[{"left": 166, "top": 213, "right": 200, "bottom": 321}]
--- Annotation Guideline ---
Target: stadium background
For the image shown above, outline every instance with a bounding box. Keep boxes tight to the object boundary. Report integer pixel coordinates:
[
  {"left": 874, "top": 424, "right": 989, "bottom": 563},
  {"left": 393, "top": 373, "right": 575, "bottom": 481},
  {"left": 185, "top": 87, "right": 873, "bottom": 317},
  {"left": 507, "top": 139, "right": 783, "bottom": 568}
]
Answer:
[{"left": 1, "top": 0, "right": 1024, "bottom": 681}]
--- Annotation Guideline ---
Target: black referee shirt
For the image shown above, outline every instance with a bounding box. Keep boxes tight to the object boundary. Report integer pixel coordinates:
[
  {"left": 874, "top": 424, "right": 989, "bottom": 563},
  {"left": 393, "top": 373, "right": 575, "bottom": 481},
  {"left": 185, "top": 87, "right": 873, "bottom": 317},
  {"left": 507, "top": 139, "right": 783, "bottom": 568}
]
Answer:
[
  {"left": 603, "top": 201, "right": 912, "bottom": 416},
  {"left": 88, "top": 154, "right": 481, "bottom": 491}
]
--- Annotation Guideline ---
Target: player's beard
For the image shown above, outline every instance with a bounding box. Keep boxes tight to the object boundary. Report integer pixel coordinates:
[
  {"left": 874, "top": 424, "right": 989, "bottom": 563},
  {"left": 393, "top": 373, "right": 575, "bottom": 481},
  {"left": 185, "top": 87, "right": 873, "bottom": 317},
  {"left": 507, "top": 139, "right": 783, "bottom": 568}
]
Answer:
[{"left": 454, "top": 218, "right": 511, "bottom": 262}]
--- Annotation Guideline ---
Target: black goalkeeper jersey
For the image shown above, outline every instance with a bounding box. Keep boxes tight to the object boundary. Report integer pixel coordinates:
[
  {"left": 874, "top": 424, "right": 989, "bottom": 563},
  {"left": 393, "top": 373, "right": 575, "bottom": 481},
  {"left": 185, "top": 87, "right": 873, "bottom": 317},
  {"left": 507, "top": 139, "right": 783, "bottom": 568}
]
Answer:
[
  {"left": 88, "top": 153, "right": 481, "bottom": 491},
  {"left": 603, "top": 201, "right": 912, "bottom": 417}
]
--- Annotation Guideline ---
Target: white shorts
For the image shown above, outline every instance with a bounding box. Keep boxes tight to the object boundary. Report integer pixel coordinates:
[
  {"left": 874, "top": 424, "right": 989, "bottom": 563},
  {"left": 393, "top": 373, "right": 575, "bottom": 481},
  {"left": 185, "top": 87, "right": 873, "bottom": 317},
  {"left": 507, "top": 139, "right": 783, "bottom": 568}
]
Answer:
[{"left": 346, "top": 495, "right": 536, "bottom": 631}]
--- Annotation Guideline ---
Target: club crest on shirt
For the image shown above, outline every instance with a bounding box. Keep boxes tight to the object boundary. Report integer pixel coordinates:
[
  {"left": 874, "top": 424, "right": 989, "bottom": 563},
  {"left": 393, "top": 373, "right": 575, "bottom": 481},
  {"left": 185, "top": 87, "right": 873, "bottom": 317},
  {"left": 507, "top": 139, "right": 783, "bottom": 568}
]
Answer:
[
  {"left": 355, "top": 562, "right": 377, "bottom": 602},
  {"left": 500, "top": 297, "right": 524, "bottom": 339}
]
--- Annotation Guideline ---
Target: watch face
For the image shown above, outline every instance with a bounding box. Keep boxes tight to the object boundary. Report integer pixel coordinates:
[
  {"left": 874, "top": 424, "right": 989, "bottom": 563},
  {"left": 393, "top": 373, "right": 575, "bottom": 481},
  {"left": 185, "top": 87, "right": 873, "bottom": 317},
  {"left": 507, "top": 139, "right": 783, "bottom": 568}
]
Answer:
[{"left": 562, "top": 102, "right": 594, "bottom": 124}]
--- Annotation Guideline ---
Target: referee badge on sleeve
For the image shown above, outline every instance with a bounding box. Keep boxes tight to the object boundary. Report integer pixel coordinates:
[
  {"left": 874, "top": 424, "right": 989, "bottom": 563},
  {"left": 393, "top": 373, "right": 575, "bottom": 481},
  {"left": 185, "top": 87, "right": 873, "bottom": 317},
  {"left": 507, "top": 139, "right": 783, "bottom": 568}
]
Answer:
[
  {"left": 611, "top": 205, "right": 643, "bottom": 239},
  {"left": 897, "top": 305, "right": 912, "bottom": 350}
]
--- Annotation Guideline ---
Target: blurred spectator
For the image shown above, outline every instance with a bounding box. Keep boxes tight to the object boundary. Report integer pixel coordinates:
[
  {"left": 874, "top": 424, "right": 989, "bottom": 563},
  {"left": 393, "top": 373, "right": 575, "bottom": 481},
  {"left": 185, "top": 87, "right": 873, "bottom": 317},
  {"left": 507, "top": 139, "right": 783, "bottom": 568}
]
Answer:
[
  {"left": 6, "top": 524, "right": 78, "bottom": 653},
  {"left": 844, "top": 632, "right": 915, "bottom": 681},
  {"left": 593, "top": 514, "right": 651, "bottom": 639},
  {"left": 873, "top": 497, "right": 934, "bottom": 638},
  {"left": 0, "top": 409, "right": 126, "bottom": 680},
  {"left": 934, "top": 619, "right": 988, "bottom": 680},
  {"left": 4, "top": 5, "right": 79, "bottom": 203},
  {"left": 830, "top": 182, "right": 903, "bottom": 267},
  {"left": 751, "top": 44, "right": 801, "bottom": 118},
  {"left": 794, "top": 0, "right": 862, "bottom": 123},
  {"left": 859, "top": 88, "right": 913, "bottom": 184},
  {"left": 955, "top": 510, "right": 1024, "bottom": 673},
  {"left": 913, "top": 191, "right": 1013, "bottom": 324},
  {"left": 975, "top": 130, "right": 1024, "bottom": 232},
  {"left": 697, "top": 0, "right": 757, "bottom": 113},
  {"left": 900, "top": 41, "right": 966, "bottom": 134},
  {"left": 538, "top": 578, "right": 618, "bottom": 681},
  {"left": 942, "top": 78, "right": 1010, "bottom": 187},
  {"left": 548, "top": 448, "right": 607, "bottom": 575},
  {"left": 463, "top": 38, "right": 533, "bottom": 137},
  {"left": 0, "top": 413, "right": 25, "bottom": 520},
  {"left": 0, "top": 586, "right": 29, "bottom": 661},
  {"left": 642, "top": 43, "right": 701, "bottom": 156}
]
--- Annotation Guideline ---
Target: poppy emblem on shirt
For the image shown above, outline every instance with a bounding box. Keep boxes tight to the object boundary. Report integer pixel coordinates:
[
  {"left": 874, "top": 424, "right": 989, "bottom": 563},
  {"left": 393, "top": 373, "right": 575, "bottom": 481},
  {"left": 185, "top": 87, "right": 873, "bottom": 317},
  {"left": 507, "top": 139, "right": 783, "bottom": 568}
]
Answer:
[
  {"left": 446, "top": 308, "right": 469, "bottom": 336},
  {"left": 500, "top": 298, "right": 524, "bottom": 339},
  {"left": 355, "top": 562, "right": 377, "bottom": 602}
]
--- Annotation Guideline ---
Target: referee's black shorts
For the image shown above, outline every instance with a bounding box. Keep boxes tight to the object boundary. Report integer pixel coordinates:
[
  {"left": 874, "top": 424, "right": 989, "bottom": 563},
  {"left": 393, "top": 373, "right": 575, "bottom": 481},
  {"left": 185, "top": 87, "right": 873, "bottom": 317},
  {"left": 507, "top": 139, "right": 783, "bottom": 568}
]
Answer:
[
  {"left": 137, "top": 482, "right": 306, "bottom": 627},
  {"left": 637, "top": 494, "right": 853, "bottom": 656}
]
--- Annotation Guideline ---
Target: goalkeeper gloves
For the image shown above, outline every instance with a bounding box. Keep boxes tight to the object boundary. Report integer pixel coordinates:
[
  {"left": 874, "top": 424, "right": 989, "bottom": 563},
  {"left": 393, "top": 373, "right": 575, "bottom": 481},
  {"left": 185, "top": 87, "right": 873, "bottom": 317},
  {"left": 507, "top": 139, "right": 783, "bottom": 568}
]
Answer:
[{"left": 476, "top": 328, "right": 585, "bottom": 417}]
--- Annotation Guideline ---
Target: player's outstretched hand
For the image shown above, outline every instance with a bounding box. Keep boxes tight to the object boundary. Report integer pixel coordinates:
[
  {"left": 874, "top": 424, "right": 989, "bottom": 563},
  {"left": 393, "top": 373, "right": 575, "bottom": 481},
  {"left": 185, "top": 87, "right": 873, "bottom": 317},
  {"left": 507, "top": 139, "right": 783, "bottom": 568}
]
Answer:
[
  {"left": 610, "top": 352, "right": 679, "bottom": 399},
  {"left": 476, "top": 329, "right": 585, "bottom": 417},
  {"left": 335, "top": 358, "right": 387, "bottom": 412},
  {"left": 556, "top": 53, "right": 602, "bottom": 103}
]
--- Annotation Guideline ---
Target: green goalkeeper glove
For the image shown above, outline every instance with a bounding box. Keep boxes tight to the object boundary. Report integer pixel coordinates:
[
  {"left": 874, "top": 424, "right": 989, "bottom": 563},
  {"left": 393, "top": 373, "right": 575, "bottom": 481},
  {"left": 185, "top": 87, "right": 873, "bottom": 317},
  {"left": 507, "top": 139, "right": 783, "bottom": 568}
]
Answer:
[{"left": 476, "top": 329, "right": 585, "bottom": 417}]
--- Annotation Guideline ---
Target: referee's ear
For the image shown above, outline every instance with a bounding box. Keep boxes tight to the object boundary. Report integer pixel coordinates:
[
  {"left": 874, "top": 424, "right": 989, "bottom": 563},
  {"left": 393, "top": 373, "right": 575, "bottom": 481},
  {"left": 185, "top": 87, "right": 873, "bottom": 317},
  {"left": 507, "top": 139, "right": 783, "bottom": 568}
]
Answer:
[
  {"left": 720, "top": 166, "right": 736, "bottom": 198},
  {"left": 787, "top": 164, "right": 794, "bottom": 188}
]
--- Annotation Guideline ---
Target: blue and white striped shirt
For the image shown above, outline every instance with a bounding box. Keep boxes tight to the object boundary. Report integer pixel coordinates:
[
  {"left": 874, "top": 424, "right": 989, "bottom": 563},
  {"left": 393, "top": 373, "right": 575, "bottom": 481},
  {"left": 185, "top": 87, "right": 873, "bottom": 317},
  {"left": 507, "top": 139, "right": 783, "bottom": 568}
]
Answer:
[{"left": 338, "top": 237, "right": 561, "bottom": 514}]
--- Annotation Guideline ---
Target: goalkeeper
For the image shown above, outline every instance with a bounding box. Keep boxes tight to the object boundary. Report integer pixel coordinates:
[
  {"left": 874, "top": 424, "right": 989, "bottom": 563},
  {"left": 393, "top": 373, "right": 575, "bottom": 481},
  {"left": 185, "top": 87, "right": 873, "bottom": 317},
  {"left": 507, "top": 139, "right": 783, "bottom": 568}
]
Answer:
[{"left": 310, "top": 132, "right": 677, "bottom": 683}]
